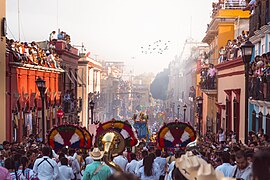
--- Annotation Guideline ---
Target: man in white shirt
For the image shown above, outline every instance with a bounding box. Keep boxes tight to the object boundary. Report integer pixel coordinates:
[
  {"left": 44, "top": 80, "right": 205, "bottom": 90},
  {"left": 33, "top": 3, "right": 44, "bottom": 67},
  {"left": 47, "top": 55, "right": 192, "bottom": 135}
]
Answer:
[
  {"left": 68, "top": 149, "right": 81, "bottom": 180},
  {"left": 113, "top": 152, "right": 128, "bottom": 171},
  {"left": 125, "top": 153, "right": 138, "bottom": 174},
  {"left": 230, "top": 150, "right": 252, "bottom": 180},
  {"left": 218, "top": 128, "right": 226, "bottom": 144},
  {"left": 59, "top": 157, "right": 75, "bottom": 180},
  {"left": 216, "top": 152, "right": 234, "bottom": 177},
  {"left": 154, "top": 149, "right": 167, "bottom": 180},
  {"left": 33, "top": 146, "right": 59, "bottom": 180}
]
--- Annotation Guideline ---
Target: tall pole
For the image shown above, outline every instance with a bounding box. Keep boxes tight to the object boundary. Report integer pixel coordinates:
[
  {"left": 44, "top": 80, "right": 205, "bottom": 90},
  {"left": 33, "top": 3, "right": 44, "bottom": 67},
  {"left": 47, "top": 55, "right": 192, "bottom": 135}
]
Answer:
[
  {"left": 184, "top": 109, "right": 186, "bottom": 122},
  {"left": 91, "top": 106, "right": 94, "bottom": 124},
  {"left": 244, "top": 63, "right": 249, "bottom": 144},
  {"left": 18, "top": 0, "right": 20, "bottom": 41},
  {"left": 177, "top": 106, "right": 180, "bottom": 119},
  {"left": 41, "top": 93, "right": 45, "bottom": 144}
]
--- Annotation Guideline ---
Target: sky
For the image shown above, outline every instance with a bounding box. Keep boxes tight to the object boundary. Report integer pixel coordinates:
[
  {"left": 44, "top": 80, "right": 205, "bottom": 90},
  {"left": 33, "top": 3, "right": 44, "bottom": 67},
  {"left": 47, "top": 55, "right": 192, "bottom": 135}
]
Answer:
[{"left": 6, "top": 0, "right": 213, "bottom": 75}]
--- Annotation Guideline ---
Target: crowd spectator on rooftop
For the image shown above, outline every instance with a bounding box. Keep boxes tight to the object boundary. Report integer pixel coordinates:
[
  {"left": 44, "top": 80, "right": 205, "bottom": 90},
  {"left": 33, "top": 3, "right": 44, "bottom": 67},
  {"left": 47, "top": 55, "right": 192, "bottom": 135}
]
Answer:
[{"left": 6, "top": 38, "right": 62, "bottom": 69}]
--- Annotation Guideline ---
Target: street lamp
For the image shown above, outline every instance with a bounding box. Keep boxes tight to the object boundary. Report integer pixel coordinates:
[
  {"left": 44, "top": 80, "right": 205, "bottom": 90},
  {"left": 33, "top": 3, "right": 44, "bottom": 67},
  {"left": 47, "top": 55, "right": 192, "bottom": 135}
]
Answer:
[
  {"left": 240, "top": 40, "right": 254, "bottom": 144},
  {"left": 183, "top": 104, "right": 187, "bottom": 122},
  {"left": 172, "top": 103, "right": 175, "bottom": 120},
  {"left": 177, "top": 104, "right": 180, "bottom": 120},
  {"left": 89, "top": 100, "right": 95, "bottom": 124},
  {"left": 36, "top": 77, "right": 46, "bottom": 144},
  {"left": 196, "top": 96, "right": 203, "bottom": 137}
]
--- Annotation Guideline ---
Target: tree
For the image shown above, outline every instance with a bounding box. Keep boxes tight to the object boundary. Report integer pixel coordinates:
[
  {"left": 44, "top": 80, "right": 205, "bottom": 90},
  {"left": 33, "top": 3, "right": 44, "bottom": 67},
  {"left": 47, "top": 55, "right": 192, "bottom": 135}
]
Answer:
[{"left": 150, "top": 69, "right": 169, "bottom": 100}]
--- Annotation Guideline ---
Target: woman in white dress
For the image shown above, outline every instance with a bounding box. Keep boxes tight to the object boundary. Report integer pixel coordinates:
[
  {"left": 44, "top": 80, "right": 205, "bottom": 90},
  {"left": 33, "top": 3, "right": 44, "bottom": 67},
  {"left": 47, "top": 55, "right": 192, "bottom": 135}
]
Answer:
[{"left": 137, "top": 156, "right": 160, "bottom": 180}]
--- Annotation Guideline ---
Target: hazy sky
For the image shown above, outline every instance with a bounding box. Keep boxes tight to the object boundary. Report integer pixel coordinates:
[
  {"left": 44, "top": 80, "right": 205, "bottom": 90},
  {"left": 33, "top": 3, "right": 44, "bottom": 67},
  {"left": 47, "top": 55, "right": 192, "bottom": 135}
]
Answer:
[{"left": 6, "top": 0, "right": 213, "bottom": 75}]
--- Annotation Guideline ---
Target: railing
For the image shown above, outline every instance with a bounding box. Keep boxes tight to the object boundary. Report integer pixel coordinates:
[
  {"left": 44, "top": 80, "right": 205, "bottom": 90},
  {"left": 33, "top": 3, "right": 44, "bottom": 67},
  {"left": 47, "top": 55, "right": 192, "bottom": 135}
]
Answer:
[
  {"left": 223, "top": 1, "right": 246, "bottom": 9},
  {"left": 200, "top": 76, "right": 217, "bottom": 90},
  {"left": 249, "top": 76, "right": 270, "bottom": 101},
  {"left": 249, "top": 1, "right": 269, "bottom": 37}
]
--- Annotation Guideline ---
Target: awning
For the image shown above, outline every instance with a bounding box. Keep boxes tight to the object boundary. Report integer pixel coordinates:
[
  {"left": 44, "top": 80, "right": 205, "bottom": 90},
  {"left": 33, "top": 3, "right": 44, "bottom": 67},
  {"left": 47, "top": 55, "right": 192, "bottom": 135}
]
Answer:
[
  {"left": 65, "top": 71, "right": 75, "bottom": 85},
  {"left": 70, "top": 70, "right": 81, "bottom": 86},
  {"left": 75, "top": 71, "right": 85, "bottom": 86}
]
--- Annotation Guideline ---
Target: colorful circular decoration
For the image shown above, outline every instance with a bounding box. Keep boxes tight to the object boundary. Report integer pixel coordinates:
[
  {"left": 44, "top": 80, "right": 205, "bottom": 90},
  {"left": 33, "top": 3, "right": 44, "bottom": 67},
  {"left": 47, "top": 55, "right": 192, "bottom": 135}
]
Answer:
[
  {"left": 157, "top": 121, "right": 196, "bottom": 149},
  {"left": 95, "top": 119, "right": 138, "bottom": 148},
  {"left": 48, "top": 125, "right": 87, "bottom": 151},
  {"left": 82, "top": 127, "right": 92, "bottom": 149}
]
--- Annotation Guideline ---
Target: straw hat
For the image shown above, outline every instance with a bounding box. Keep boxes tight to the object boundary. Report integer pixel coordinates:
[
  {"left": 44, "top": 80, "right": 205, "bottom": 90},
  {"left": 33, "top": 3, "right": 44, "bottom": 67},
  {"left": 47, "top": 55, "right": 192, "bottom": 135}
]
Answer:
[
  {"left": 197, "top": 163, "right": 224, "bottom": 180},
  {"left": 175, "top": 151, "right": 225, "bottom": 180},
  {"left": 175, "top": 152, "right": 201, "bottom": 179},
  {"left": 90, "top": 148, "right": 104, "bottom": 160}
]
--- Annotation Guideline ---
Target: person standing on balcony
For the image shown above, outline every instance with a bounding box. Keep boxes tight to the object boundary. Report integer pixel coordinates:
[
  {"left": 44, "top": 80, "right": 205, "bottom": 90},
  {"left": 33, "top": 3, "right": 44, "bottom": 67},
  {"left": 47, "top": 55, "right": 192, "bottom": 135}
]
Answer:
[{"left": 207, "top": 64, "right": 217, "bottom": 89}]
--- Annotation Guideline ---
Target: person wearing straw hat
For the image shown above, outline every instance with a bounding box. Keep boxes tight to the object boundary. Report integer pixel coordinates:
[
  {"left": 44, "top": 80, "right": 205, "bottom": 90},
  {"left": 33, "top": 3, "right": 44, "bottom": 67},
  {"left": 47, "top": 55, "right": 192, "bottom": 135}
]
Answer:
[
  {"left": 82, "top": 148, "right": 111, "bottom": 180},
  {"left": 175, "top": 151, "right": 225, "bottom": 180}
]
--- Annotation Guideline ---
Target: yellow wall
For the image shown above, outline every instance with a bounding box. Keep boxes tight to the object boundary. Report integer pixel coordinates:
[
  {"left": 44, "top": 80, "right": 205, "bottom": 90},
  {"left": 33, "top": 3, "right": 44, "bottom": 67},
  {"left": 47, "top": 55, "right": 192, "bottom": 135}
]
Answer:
[
  {"left": 218, "top": 24, "right": 235, "bottom": 51},
  {"left": 0, "top": 0, "right": 6, "bottom": 143},
  {"left": 216, "top": 9, "right": 250, "bottom": 19}
]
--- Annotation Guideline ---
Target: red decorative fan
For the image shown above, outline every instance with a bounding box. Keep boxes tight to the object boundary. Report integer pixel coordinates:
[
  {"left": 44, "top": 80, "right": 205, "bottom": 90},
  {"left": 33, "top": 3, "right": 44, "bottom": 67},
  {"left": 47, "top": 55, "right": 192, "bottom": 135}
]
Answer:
[
  {"left": 48, "top": 125, "right": 91, "bottom": 150},
  {"left": 157, "top": 121, "right": 196, "bottom": 149}
]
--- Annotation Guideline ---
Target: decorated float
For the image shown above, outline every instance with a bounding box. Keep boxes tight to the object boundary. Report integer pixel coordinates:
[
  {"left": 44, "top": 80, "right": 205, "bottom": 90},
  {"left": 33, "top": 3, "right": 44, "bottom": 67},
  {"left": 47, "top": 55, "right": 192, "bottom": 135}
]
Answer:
[
  {"left": 48, "top": 124, "right": 92, "bottom": 151},
  {"left": 132, "top": 113, "right": 150, "bottom": 140},
  {"left": 157, "top": 120, "right": 196, "bottom": 150}
]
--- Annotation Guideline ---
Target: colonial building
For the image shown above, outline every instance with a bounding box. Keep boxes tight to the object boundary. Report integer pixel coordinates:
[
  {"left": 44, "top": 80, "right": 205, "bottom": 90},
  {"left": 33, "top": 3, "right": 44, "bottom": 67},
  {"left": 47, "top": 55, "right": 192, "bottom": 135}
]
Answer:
[
  {"left": 53, "top": 41, "right": 81, "bottom": 124},
  {"left": 100, "top": 61, "right": 124, "bottom": 121},
  {"left": 6, "top": 43, "right": 64, "bottom": 142},
  {"left": 77, "top": 56, "right": 102, "bottom": 128},
  {"left": 201, "top": 0, "right": 249, "bottom": 139},
  {"left": 0, "top": 0, "right": 6, "bottom": 142},
  {"left": 249, "top": 1, "right": 270, "bottom": 135}
]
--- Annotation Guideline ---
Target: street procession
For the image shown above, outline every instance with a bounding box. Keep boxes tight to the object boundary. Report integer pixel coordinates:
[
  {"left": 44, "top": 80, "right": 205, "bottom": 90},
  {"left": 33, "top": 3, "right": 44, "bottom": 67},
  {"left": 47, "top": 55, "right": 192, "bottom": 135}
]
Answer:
[{"left": 1, "top": 0, "right": 270, "bottom": 179}]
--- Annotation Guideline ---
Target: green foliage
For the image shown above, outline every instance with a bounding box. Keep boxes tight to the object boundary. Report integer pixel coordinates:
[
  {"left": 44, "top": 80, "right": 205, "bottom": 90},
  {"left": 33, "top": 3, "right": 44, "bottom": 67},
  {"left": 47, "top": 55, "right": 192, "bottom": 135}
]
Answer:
[{"left": 150, "top": 68, "right": 169, "bottom": 100}]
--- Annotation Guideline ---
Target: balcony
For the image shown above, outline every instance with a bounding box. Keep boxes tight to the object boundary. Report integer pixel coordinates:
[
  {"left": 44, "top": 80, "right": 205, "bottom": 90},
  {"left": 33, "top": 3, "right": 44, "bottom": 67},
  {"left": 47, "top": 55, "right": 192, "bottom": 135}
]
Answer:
[
  {"left": 249, "top": 1, "right": 269, "bottom": 37},
  {"left": 199, "top": 73, "right": 217, "bottom": 95},
  {"left": 249, "top": 76, "right": 270, "bottom": 102}
]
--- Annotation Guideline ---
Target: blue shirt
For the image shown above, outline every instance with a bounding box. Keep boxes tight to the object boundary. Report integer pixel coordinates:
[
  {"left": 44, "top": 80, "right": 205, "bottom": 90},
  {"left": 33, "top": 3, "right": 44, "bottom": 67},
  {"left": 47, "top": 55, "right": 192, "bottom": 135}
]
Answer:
[
  {"left": 83, "top": 161, "right": 111, "bottom": 180},
  {"left": 216, "top": 163, "right": 234, "bottom": 177}
]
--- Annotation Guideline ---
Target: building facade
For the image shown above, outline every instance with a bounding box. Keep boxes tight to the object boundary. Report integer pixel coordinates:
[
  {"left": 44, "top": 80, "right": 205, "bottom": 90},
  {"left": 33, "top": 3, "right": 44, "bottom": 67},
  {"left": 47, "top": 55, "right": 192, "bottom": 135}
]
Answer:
[
  {"left": 6, "top": 46, "right": 63, "bottom": 142},
  {"left": 201, "top": 1, "right": 249, "bottom": 137},
  {"left": 77, "top": 56, "right": 102, "bottom": 128},
  {"left": 249, "top": 1, "right": 270, "bottom": 135},
  {"left": 0, "top": 0, "right": 6, "bottom": 142}
]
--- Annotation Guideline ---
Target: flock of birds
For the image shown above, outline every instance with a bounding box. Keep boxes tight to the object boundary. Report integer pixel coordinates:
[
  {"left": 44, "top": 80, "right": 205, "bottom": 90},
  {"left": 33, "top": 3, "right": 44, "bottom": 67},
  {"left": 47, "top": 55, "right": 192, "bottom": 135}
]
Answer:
[{"left": 141, "top": 40, "right": 170, "bottom": 55}]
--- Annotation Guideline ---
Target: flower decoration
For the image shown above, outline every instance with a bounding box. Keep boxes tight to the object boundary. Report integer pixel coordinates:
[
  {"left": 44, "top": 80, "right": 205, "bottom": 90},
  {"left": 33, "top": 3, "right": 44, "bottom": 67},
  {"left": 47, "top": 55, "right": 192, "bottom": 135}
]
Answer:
[
  {"left": 48, "top": 124, "right": 91, "bottom": 151},
  {"left": 157, "top": 121, "right": 196, "bottom": 149}
]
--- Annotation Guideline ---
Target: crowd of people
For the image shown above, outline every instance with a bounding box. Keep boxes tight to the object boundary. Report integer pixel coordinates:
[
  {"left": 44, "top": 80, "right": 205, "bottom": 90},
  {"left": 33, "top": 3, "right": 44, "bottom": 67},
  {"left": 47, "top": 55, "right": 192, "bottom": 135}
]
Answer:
[
  {"left": 6, "top": 30, "right": 73, "bottom": 69},
  {"left": 218, "top": 30, "right": 249, "bottom": 64},
  {"left": 6, "top": 39, "right": 61, "bottom": 69},
  {"left": 249, "top": 53, "right": 270, "bottom": 100},
  {"left": 0, "top": 127, "right": 270, "bottom": 180}
]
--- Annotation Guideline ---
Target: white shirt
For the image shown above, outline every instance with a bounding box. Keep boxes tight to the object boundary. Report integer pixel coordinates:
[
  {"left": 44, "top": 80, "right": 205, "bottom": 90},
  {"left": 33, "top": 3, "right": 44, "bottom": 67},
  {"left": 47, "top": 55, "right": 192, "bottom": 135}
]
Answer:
[
  {"left": 135, "top": 159, "right": 143, "bottom": 173},
  {"left": 126, "top": 160, "right": 138, "bottom": 174},
  {"left": 168, "top": 161, "right": 175, "bottom": 172},
  {"left": 219, "top": 132, "right": 226, "bottom": 142},
  {"left": 33, "top": 156, "right": 59, "bottom": 180},
  {"left": 230, "top": 164, "right": 252, "bottom": 180},
  {"left": 58, "top": 165, "right": 75, "bottom": 180},
  {"left": 154, "top": 157, "right": 167, "bottom": 176},
  {"left": 137, "top": 162, "right": 161, "bottom": 180},
  {"left": 85, "top": 156, "right": 94, "bottom": 165},
  {"left": 67, "top": 156, "right": 81, "bottom": 179},
  {"left": 216, "top": 163, "right": 234, "bottom": 177},
  {"left": 113, "top": 155, "right": 128, "bottom": 171}
]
